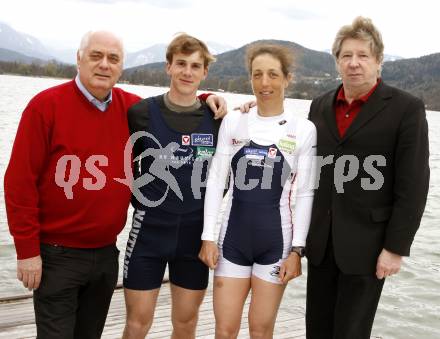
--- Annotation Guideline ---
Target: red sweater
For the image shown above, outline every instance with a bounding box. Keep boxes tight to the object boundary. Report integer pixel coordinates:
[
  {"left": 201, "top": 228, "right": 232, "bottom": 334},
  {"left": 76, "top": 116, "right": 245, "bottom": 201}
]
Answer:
[{"left": 4, "top": 80, "right": 141, "bottom": 259}]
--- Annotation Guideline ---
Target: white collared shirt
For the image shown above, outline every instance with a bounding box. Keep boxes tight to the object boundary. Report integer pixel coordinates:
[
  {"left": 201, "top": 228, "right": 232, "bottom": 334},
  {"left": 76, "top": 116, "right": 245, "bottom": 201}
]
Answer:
[{"left": 75, "top": 75, "right": 112, "bottom": 112}]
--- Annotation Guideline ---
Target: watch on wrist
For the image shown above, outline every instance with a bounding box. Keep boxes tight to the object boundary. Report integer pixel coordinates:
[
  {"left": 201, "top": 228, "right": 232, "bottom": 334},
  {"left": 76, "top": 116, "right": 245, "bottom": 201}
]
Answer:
[{"left": 291, "top": 246, "right": 305, "bottom": 257}]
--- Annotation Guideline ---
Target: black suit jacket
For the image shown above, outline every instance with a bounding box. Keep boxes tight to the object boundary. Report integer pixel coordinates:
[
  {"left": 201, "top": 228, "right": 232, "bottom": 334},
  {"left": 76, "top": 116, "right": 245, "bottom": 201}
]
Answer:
[{"left": 306, "top": 81, "right": 430, "bottom": 274}]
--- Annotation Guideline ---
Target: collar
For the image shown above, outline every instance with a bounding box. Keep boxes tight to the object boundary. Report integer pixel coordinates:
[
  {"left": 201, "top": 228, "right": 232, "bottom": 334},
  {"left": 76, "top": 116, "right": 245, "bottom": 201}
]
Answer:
[
  {"left": 336, "top": 78, "right": 381, "bottom": 105},
  {"left": 75, "top": 75, "right": 112, "bottom": 112}
]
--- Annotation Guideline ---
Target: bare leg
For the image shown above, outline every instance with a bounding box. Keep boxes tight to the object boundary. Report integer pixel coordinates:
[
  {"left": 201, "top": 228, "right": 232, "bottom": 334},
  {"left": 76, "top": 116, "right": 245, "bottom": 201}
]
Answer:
[
  {"left": 214, "top": 276, "right": 251, "bottom": 339},
  {"left": 122, "top": 288, "right": 160, "bottom": 339},
  {"left": 248, "top": 275, "right": 286, "bottom": 339},
  {"left": 170, "top": 283, "right": 206, "bottom": 339}
]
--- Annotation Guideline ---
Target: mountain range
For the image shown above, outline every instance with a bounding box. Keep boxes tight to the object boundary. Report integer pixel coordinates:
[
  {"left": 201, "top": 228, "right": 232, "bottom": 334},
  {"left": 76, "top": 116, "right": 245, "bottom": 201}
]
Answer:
[
  {"left": 0, "top": 22, "right": 234, "bottom": 67},
  {"left": 123, "top": 41, "right": 234, "bottom": 68},
  {"left": 1, "top": 22, "right": 439, "bottom": 111},
  {"left": 0, "top": 47, "right": 45, "bottom": 64},
  {"left": 0, "top": 22, "right": 53, "bottom": 60},
  {"left": 122, "top": 39, "right": 440, "bottom": 111}
]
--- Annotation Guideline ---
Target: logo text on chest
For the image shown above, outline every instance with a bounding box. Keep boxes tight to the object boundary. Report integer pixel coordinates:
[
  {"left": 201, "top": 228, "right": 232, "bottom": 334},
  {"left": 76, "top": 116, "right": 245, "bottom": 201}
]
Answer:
[{"left": 191, "top": 133, "right": 214, "bottom": 146}]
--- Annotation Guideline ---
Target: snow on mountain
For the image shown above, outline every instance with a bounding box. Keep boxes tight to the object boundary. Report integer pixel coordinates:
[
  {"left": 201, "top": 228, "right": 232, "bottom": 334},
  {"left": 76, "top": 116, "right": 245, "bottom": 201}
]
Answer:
[
  {"left": 124, "top": 43, "right": 167, "bottom": 68},
  {"left": 206, "top": 41, "right": 235, "bottom": 55},
  {"left": 124, "top": 41, "right": 235, "bottom": 68},
  {"left": 0, "top": 22, "right": 53, "bottom": 60}
]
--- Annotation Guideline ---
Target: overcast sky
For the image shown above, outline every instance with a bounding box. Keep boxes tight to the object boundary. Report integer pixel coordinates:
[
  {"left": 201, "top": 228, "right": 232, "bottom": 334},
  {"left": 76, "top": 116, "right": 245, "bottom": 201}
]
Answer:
[{"left": 1, "top": 0, "right": 438, "bottom": 58}]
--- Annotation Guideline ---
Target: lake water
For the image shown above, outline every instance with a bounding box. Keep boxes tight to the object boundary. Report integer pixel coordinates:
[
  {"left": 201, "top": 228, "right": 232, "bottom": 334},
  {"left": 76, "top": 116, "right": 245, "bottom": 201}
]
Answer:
[{"left": 0, "top": 75, "right": 439, "bottom": 338}]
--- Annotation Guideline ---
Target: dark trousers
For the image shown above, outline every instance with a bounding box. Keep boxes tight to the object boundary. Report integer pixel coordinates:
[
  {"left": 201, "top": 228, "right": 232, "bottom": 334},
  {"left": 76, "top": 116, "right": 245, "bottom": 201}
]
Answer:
[
  {"left": 34, "top": 244, "right": 119, "bottom": 339},
  {"left": 306, "top": 239, "right": 384, "bottom": 339}
]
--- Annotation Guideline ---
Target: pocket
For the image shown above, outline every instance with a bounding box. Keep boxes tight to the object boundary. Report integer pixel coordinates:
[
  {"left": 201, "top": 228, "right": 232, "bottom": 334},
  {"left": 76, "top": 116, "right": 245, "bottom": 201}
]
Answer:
[{"left": 370, "top": 206, "right": 392, "bottom": 223}]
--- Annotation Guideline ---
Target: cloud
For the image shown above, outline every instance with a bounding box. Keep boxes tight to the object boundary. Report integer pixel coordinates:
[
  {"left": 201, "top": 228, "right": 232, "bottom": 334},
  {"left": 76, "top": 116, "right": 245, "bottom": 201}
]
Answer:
[
  {"left": 72, "top": 0, "right": 120, "bottom": 3},
  {"left": 140, "top": 0, "right": 192, "bottom": 8},
  {"left": 72, "top": 0, "right": 192, "bottom": 8},
  {"left": 0, "top": 0, "right": 437, "bottom": 58},
  {"left": 269, "top": 5, "right": 322, "bottom": 21}
]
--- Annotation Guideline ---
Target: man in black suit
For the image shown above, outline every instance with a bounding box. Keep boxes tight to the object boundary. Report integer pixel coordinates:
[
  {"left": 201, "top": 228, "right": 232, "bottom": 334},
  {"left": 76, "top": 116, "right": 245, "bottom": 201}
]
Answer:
[{"left": 306, "top": 16, "right": 430, "bottom": 339}]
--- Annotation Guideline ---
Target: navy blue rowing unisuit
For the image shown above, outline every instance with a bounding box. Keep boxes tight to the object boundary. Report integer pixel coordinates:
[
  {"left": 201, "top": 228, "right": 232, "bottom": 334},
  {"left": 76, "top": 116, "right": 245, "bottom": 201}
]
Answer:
[
  {"left": 124, "top": 94, "right": 218, "bottom": 290},
  {"left": 202, "top": 108, "right": 316, "bottom": 284}
]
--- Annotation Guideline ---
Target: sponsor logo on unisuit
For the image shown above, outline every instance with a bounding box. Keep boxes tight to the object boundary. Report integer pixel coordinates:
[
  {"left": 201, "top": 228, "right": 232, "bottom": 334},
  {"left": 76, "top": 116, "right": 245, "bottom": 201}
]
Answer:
[
  {"left": 182, "top": 135, "right": 190, "bottom": 145},
  {"left": 244, "top": 147, "right": 268, "bottom": 158},
  {"left": 191, "top": 133, "right": 214, "bottom": 146},
  {"left": 232, "top": 138, "right": 250, "bottom": 146},
  {"left": 278, "top": 139, "right": 296, "bottom": 154},
  {"left": 196, "top": 146, "right": 215, "bottom": 158},
  {"left": 124, "top": 209, "right": 145, "bottom": 278}
]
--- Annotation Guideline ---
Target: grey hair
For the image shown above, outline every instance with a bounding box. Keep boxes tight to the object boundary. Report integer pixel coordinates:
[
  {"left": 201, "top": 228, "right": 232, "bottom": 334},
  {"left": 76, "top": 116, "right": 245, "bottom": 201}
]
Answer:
[
  {"left": 332, "top": 16, "right": 384, "bottom": 75},
  {"left": 77, "top": 30, "right": 125, "bottom": 61}
]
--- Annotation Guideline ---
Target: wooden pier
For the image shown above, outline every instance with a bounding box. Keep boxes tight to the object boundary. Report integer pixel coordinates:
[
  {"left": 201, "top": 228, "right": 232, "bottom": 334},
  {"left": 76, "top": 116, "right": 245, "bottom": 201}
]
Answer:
[{"left": 0, "top": 282, "right": 307, "bottom": 338}]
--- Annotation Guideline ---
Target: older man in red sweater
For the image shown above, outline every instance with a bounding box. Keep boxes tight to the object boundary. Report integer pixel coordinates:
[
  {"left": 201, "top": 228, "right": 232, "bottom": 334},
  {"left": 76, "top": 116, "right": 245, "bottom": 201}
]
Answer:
[{"left": 4, "top": 30, "right": 225, "bottom": 339}]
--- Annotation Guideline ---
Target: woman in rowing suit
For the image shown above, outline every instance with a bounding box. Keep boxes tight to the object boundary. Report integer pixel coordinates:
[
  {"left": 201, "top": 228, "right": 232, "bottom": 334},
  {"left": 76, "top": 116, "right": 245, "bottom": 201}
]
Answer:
[{"left": 199, "top": 43, "right": 317, "bottom": 338}]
